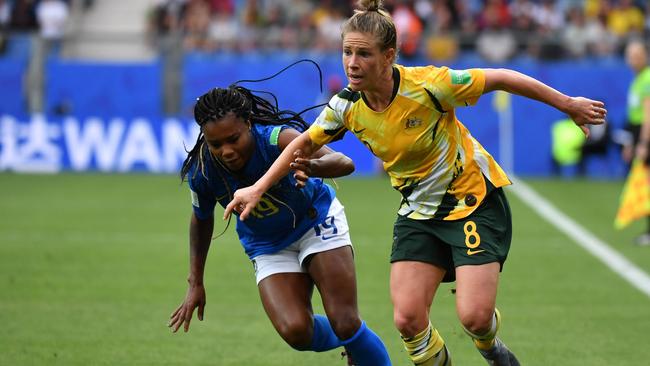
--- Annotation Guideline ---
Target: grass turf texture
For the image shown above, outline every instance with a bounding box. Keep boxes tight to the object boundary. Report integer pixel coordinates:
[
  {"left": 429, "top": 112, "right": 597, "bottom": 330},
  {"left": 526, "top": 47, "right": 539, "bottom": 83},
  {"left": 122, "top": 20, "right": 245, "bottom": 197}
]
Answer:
[{"left": 1, "top": 174, "right": 649, "bottom": 365}]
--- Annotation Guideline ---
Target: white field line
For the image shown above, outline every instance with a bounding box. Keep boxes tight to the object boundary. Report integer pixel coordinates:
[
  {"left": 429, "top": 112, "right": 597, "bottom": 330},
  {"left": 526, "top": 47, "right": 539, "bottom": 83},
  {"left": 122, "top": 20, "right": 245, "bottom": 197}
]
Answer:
[{"left": 509, "top": 177, "right": 650, "bottom": 299}]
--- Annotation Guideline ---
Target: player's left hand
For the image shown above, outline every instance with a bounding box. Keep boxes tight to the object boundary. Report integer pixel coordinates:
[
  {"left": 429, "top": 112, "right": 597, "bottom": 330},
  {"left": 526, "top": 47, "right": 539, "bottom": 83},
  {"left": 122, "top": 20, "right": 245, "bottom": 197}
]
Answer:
[
  {"left": 290, "top": 150, "right": 313, "bottom": 189},
  {"left": 566, "top": 97, "right": 607, "bottom": 136}
]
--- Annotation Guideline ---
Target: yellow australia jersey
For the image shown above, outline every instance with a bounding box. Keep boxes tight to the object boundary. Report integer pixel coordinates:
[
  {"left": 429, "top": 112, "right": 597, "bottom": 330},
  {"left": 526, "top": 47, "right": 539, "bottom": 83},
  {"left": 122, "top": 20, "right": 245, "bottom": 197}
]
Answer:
[{"left": 308, "top": 64, "right": 511, "bottom": 220}]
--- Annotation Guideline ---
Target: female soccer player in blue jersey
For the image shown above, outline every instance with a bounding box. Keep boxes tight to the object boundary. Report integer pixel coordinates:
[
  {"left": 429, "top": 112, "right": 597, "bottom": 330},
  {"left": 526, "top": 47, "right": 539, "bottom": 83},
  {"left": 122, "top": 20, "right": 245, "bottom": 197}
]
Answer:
[
  {"left": 223, "top": 1, "right": 607, "bottom": 365},
  {"left": 167, "top": 86, "right": 391, "bottom": 366}
]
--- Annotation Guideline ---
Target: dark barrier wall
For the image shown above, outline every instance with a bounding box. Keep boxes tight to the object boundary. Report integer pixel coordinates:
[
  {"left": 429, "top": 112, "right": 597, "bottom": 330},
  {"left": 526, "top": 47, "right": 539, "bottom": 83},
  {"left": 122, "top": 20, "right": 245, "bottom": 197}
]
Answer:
[{"left": 0, "top": 52, "right": 632, "bottom": 176}]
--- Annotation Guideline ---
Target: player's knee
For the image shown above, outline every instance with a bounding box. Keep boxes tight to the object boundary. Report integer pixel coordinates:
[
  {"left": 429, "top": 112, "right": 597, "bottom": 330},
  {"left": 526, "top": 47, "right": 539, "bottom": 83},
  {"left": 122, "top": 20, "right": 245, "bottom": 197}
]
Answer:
[
  {"left": 328, "top": 310, "right": 361, "bottom": 340},
  {"left": 459, "top": 308, "right": 494, "bottom": 336},
  {"left": 275, "top": 319, "right": 312, "bottom": 350},
  {"left": 393, "top": 308, "right": 425, "bottom": 337}
]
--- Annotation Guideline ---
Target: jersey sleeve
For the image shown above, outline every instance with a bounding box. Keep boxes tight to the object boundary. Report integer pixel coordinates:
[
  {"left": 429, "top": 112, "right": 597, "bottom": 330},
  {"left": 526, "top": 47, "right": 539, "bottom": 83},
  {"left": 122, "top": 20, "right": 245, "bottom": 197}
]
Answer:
[
  {"left": 259, "top": 125, "right": 287, "bottom": 160},
  {"left": 426, "top": 66, "right": 486, "bottom": 110},
  {"left": 187, "top": 171, "right": 217, "bottom": 220},
  {"left": 308, "top": 94, "right": 349, "bottom": 146}
]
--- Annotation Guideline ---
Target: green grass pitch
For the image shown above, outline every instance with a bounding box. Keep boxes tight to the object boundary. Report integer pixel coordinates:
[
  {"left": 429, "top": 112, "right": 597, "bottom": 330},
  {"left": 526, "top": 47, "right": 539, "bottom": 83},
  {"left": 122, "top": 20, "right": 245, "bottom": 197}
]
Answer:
[{"left": 1, "top": 174, "right": 650, "bottom": 365}]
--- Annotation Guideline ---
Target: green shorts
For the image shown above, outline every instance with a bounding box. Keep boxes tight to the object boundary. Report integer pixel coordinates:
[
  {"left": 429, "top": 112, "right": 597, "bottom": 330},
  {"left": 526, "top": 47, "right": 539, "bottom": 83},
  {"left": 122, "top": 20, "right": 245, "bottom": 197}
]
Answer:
[{"left": 391, "top": 188, "right": 512, "bottom": 282}]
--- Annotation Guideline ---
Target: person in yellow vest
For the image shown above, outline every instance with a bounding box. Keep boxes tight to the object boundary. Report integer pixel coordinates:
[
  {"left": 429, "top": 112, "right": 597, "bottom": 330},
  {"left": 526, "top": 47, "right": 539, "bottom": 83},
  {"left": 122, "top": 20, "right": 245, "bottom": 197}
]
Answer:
[
  {"left": 623, "top": 39, "right": 650, "bottom": 246},
  {"left": 551, "top": 117, "right": 586, "bottom": 175},
  {"left": 552, "top": 116, "right": 610, "bottom": 176},
  {"left": 223, "top": 1, "right": 607, "bottom": 365}
]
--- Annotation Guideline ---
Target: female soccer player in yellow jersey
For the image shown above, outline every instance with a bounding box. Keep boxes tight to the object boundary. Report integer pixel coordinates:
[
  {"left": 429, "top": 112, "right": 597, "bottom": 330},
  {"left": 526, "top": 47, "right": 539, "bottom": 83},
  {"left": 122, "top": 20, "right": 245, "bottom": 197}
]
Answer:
[{"left": 224, "top": 1, "right": 607, "bottom": 365}]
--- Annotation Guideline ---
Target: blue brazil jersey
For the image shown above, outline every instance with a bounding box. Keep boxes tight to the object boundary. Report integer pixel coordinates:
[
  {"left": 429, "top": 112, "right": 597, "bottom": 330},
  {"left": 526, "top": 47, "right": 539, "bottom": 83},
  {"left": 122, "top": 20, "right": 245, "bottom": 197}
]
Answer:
[{"left": 187, "top": 124, "right": 335, "bottom": 259}]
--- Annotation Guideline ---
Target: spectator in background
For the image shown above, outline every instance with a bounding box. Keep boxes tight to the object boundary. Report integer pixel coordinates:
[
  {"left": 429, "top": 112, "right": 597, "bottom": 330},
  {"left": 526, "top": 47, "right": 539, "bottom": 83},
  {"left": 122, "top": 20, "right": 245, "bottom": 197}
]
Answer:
[
  {"left": 206, "top": 0, "right": 233, "bottom": 15},
  {"left": 423, "top": 0, "right": 459, "bottom": 62},
  {"left": 294, "top": 4, "right": 317, "bottom": 49},
  {"left": 0, "top": 0, "right": 8, "bottom": 54},
  {"left": 151, "top": 0, "right": 187, "bottom": 35},
  {"left": 508, "top": 0, "right": 537, "bottom": 57},
  {"left": 183, "top": 0, "right": 211, "bottom": 50},
  {"left": 607, "top": 0, "right": 644, "bottom": 42},
  {"left": 208, "top": 8, "right": 238, "bottom": 50},
  {"left": 584, "top": 0, "right": 606, "bottom": 20},
  {"left": 456, "top": 0, "right": 481, "bottom": 38},
  {"left": 35, "top": 0, "right": 69, "bottom": 55},
  {"left": 551, "top": 116, "right": 609, "bottom": 176},
  {"left": 10, "top": 0, "right": 37, "bottom": 31},
  {"left": 561, "top": 6, "right": 612, "bottom": 58},
  {"left": 239, "top": 0, "right": 263, "bottom": 50},
  {"left": 477, "top": 0, "right": 511, "bottom": 31},
  {"left": 561, "top": 7, "right": 590, "bottom": 58},
  {"left": 260, "top": 3, "right": 286, "bottom": 50},
  {"left": 143, "top": 0, "right": 647, "bottom": 63},
  {"left": 532, "top": 0, "right": 564, "bottom": 34},
  {"left": 509, "top": 0, "right": 536, "bottom": 32},
  {"left": 476, "top": 2, "right": 516, "bottom": 63},
  {"left": 391, "top": 0, "right": 423, "bottom": 59},
  {"left": 532, "top": 0, "right": 565, "bottom": 59},
  {"left": 0, "top": 0, "right": 9, "bottom": 28},
  {"left": 551, "top": 116, "right": 586, "bottom": 176},
  {"left": 623, "top": 39, "right": 650, "bottom": 246},
  {"left": 313, "top": 0, "right": 346, "bottom": 51}
]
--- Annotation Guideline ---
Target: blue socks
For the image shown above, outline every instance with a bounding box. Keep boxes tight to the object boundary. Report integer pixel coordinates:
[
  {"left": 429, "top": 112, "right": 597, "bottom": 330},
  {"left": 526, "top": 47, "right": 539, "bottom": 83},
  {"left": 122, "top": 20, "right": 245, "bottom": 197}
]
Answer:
[
  {"left": 309, "top": 315, "right": 391, "bottom": 365},
  {"left": 341, "top": 321, "right": 392, "bottom": 366},
  {"left": 310, "top": 314, "right": 343, "bottom": 352}
]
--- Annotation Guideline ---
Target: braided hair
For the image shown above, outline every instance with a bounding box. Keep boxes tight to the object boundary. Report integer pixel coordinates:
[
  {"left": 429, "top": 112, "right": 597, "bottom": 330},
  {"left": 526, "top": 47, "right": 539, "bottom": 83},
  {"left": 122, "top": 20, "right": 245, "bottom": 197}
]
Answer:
[{"left": 180, "top": 85, "right": 311, "bottom": 182}]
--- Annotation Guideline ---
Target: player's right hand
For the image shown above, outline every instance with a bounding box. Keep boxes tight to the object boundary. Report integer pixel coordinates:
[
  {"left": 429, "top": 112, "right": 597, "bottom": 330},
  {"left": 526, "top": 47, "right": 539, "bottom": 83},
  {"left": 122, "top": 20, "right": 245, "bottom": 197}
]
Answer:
[
  {"left": 224, "top": 185, "right": 263, "bottom": 221},
  {"left": 168, "top": 284, "right": 206, "bottom": 333},
  {"left": 566, "top": 97, "right": 607, "bottom": 136}
]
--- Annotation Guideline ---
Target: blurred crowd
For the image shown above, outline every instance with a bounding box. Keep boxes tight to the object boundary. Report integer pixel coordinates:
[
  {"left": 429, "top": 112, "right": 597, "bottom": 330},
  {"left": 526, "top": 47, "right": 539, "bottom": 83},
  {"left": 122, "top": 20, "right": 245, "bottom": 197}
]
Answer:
[
  {"left": 0, "top": 0, "right": 73, "bottom": 34},
  {"left": 1, "top": 0, "right": 648, "bottom": 62},
  {"left": 0, "top": 0, "right": 73, "bottom": 53},
  {"left": 149, "top": 0, "right": 650, "bottom": 61}
]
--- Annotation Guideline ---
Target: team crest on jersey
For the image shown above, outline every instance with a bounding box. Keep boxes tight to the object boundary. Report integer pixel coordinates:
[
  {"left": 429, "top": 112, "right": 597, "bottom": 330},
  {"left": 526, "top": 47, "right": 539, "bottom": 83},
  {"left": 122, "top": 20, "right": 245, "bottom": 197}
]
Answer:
[{"left": 405, "top": 117, "right": 422, "bottom": 129}]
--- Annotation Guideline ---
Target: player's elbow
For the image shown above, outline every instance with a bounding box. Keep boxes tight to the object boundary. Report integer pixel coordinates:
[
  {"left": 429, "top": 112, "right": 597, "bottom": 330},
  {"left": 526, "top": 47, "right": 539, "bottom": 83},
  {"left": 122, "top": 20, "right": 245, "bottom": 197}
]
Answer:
[
  {"left": 483, "top": 68, "right": 516, "bottom": 93},
  {"left": 340, "top": 154, "right": 355, "bottom": 176}
]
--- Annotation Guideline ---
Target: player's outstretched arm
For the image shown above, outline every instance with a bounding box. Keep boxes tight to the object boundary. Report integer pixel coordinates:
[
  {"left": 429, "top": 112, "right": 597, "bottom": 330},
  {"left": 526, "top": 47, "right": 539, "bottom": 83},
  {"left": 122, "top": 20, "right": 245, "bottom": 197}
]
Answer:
[
  {"left": 279, "top": 128, "right": 354, "bottom": 188},
  {"left": 483, "top": 68, "right": 607, "bottom": 135},
  {"left": 224, "top": 131, "right": 322, "bottom": 220},
  {"left": 168, "top": 213, "right": 214, "bottom": 333}
]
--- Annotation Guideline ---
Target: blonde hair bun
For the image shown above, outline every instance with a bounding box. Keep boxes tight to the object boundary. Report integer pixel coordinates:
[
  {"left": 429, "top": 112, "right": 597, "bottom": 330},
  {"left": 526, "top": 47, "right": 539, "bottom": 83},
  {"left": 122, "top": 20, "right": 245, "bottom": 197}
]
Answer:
[{"left": 357, "top": 0, "right": 383, "bottom": 11}]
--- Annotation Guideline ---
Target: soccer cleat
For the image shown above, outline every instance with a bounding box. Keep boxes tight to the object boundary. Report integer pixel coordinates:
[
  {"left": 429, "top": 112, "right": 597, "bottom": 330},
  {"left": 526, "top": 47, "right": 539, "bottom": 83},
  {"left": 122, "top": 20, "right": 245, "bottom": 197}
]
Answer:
[
  {"left": 478, "top": 338, "right": 520, "bottom": 366},
  {"left": 634, "top": 233, "right": 650, "bottom": 246},
  {"left": 341, "top": 348, "right": 355, "bottom": 366},
  {"left": 435, "top": 344, "right": 452, "bottom": 366}
]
